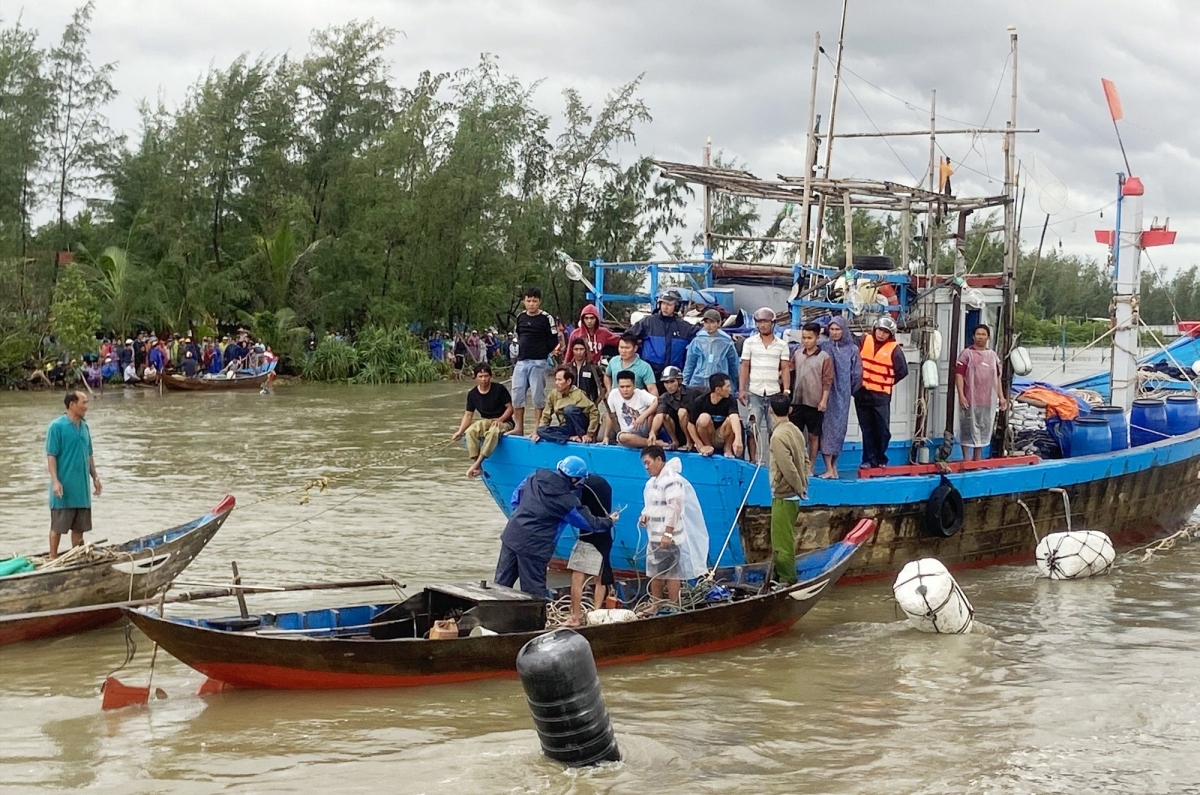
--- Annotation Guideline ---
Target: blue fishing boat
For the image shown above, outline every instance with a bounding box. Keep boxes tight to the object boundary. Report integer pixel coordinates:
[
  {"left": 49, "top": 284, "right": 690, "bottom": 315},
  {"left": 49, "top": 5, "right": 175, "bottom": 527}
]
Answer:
[{"left": 481, "top": 36, "right": 1200, "bottom": 583}]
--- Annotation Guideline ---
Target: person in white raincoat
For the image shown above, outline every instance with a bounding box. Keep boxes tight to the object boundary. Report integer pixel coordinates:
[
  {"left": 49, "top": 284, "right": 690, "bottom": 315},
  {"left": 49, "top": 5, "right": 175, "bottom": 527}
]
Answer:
[{"left": 637, "top": 447, "right": 710, "bottom": 605}]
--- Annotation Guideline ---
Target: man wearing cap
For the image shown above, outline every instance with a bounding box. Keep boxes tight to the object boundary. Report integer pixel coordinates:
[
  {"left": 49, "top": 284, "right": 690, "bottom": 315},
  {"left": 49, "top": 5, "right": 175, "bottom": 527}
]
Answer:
[
  {"left": 682, "top": 309, "right": 740, "bottom": 394},
  {"left": 855, "top": 316, "right": 909, "bottom": 469},
  {"left": 739, "top": 307, "right": 791, "bottom": 464},
  {"left": 629, "top": 289, "right": 697, "bottom": 386},
  {"left": 495, "top": 456, "right": 618, "bottom": 597},
  {"left": 649, "top": 365, "right": 695, "bottom": 449}
]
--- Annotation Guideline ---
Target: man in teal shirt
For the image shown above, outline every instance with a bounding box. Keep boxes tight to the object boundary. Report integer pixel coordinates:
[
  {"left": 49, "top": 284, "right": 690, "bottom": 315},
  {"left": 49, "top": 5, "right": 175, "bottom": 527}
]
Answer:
[
  {"left": 603, "top": 333, "right": 658, "bottom": 396},
  {"left": 46, "top": 390, "right": 102, "bottom": 558}
]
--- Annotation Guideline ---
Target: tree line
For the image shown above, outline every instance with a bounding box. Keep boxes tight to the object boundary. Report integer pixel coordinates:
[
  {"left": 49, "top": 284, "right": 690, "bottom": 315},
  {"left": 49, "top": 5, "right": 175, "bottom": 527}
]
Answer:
[{"left": 1, "top": 6, "right": 1195, "bottom": 384}]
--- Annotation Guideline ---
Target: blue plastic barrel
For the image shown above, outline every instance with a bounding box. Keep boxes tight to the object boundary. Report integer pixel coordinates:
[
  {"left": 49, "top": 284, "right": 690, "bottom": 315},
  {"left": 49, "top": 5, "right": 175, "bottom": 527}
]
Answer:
[
  {"left": 1069, "top": 417, "right": 1111, "bottom": 457},
  {"left": 1165, "top": 395, "right": 1200, "bottom": 435},
  {"left": 1092, "top": 405, "right": 1128, "bottom": 451},
  {"left": 1130, "top": 398, "right": 1169, "bottom": 447}
]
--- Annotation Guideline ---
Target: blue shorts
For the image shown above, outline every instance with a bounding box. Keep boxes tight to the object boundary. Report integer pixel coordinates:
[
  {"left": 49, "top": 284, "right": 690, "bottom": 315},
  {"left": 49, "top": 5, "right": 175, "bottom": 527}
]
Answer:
[{"left": 512, "top": 359, "right": 550, "bottom": 409}]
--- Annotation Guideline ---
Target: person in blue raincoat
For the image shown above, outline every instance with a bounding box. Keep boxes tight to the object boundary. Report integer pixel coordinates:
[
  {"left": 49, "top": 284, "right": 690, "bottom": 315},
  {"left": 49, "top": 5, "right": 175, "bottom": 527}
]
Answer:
[
  {"left": 682, "top": 309, "right": 740, "bottom": 392},
  {"left": 629, "top": 290, "right": 698, "bottom": 383},
  {"left": 495, "top": 456, "right": 618, "bottom": 597}
]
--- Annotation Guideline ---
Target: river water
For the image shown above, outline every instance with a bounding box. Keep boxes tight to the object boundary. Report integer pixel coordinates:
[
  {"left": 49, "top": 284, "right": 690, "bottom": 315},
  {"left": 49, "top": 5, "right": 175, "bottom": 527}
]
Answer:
[{"left": 2, "top": 353, "right": 1199, "bottom": 793}]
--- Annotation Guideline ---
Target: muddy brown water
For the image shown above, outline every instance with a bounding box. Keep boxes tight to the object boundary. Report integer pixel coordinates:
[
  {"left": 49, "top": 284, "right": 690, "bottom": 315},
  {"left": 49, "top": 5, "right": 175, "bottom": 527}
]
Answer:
[{"left": 1, "top": 368, "right": 1198, "bottom": 793}]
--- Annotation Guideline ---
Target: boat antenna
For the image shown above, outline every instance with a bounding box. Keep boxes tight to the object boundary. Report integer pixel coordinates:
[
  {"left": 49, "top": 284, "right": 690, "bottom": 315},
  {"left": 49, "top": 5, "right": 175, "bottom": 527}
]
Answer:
[
  {"left": 810, "top": 0, "right": 850, "bottom": 268},
  {"left": 1101, "top": 78, "right": 1133, "bottom": 175}
]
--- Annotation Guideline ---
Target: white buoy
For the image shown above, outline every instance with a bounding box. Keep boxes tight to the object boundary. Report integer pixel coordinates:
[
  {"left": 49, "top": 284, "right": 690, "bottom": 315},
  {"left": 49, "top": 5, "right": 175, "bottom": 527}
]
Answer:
[
  {"left": 893, "top": 559, "right": 974, "bottom": 634},
  {"left": 1035, "top": 530, "right": 1115, "bottom": 579}
]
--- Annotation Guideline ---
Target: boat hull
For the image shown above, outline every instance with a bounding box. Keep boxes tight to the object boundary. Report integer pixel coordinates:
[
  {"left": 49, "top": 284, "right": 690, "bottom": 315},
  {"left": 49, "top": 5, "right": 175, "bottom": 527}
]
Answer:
[
  {"left": 0, "top": 496, "right": 234, "bottom": 645},
  {"left": 124, "top": 525, "right": 870, "bottom": 690},
  {"left": 162, "top": 373, "right": 270, "bottom": 391},
  {"left": 480, "top": 429, "right": 1200, "bottom": 582}
]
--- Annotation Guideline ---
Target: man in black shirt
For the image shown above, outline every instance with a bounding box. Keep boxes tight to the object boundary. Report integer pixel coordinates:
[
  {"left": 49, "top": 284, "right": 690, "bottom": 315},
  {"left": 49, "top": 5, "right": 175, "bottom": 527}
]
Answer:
[
  {"left": 685, "top": 372, "right": 744, "bottom": 458},
  {"left": 650, "top": 365, "right": 695, "bottom": 450},
  {"left": 566, "top": 473, "right": 616, "bottom": 625},
  {"left": 451, "top": 363, "right": 515, "bottom": 478},
  {"left": 511, "top": 286, "right": 559, "bottom": 437}
]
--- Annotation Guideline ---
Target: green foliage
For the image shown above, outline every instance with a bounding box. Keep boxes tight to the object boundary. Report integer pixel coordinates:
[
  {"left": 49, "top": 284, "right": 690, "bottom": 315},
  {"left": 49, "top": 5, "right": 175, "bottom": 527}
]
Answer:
[
  {"left": 349, "top": 326, "right": 439, "bottom": 384},
  {"left": 302, "top": 334, "right": 359, "bottom": 381},
  {"left": 49, "top": 264, "right": 99, "bottom": 359},
  {"left": 236, "top": 308, "right": 307, "bottom": 364}
]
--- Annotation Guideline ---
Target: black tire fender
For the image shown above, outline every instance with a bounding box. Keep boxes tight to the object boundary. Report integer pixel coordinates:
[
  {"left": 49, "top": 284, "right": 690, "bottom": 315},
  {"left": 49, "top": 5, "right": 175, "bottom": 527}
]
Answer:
[{"left": 924, "top": 476, "right": 964, "bottom": 538}]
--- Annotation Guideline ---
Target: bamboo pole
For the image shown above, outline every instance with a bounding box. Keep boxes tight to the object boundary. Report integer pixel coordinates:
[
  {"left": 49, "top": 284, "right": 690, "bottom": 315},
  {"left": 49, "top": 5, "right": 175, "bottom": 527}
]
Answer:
[
  {"left": 811, "top": 0, "right": 850, "bottom": 269},
  {"left": 798, "top": 31, "right": 821, "bottom": 266},
  {"left": 835, "top": 127, "right": 1039, "bottom": 138}
]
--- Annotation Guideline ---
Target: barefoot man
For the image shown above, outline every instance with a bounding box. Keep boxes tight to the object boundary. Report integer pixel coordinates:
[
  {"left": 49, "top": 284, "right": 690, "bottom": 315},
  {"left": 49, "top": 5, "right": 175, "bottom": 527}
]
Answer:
[
  {"left": 47, "top": 391, "right": 102, "bottom": 559},
  {"left": 451, "top": 363, "right": 514, "bottom": 478}
]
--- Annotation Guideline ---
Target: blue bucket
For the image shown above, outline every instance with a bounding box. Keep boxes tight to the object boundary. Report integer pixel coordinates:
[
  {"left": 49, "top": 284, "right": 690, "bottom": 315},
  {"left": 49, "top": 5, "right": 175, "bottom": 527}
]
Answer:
[
  {"left": 1130, "top": 398, "right": 1169, "bottom": 447},
  {"left": 1069, "top": 417, "right": 1111, "bottom": 457},
  {"left": 1092, "top": 405, "right": 1128, "bottom": 450},
  {"left": 1165, "top": 395, "right": 1200, "bottom": 435}
]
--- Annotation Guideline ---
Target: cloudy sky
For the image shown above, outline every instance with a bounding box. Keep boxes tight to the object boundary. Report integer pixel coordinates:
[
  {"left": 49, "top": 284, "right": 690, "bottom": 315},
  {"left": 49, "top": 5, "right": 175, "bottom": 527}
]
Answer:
[{"left": 13, "top": 0, "right": 1200, "bottom": 273}]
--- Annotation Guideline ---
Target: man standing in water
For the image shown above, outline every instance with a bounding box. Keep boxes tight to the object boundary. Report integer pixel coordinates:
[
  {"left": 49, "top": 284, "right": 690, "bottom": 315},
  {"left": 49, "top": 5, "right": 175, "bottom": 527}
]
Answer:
[
  {"left": 46, "top": 391, "right": 102, "bottom": 559},
  {"left": 955, "top": 324, "right": 1007, "bottom": 460}
]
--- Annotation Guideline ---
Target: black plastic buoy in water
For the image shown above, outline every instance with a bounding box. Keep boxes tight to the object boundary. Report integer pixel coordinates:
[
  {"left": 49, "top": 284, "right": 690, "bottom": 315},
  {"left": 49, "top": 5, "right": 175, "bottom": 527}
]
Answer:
[{"left": 515, "top": 628, "right": 620, "bottom": 766}]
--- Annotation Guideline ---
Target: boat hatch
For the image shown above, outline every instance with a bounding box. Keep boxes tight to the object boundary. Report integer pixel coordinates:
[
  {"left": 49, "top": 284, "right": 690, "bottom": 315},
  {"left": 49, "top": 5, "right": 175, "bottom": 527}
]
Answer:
[{"left": 369, "top": 582, "right": 547, "bottom": 640}]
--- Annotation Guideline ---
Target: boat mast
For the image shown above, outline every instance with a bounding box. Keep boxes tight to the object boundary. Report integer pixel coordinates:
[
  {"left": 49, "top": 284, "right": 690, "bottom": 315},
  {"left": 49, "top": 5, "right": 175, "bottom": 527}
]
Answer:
[
  {"left": 995, "top": 25, "right": 1019, "bottom": 453},
  {"left": 1109, "top": 176, "right": 1144, "bottom": 411},
  {"left": 798, "top": 32, "right": 821, "bottom": 267},
  {"left": 810, "top": 0, "right": 849, "bottom": 269}
]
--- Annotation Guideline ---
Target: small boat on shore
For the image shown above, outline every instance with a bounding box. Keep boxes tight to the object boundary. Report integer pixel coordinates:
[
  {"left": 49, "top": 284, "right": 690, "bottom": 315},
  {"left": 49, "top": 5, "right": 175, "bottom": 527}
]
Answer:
[
  {"left": 0, "top": 496, "right": 235, "bottom": 646},
  {"left": 161, "top": 362, "right": 277, "bottom": 392},
  {"left": 123, "top": 519, "right": 873, "bottom": 690}
]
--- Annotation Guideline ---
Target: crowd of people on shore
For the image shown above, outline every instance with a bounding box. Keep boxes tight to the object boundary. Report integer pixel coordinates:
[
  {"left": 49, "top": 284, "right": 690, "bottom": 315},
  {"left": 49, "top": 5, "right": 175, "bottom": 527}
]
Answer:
[{"left": 30, "top": 330, "right": 277, "bottom": 390}]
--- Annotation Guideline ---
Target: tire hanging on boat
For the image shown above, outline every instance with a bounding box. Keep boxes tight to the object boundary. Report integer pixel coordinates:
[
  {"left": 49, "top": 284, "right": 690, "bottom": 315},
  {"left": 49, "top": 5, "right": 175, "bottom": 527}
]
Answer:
[
  {"left": 516, "top": 628, "right": 620, "bottom": 767},
  {"left": 1035, "top": 530, "right": 1116, "bottom": 579},
  {"left": 924, "top": 476, "right": 964, "bottom": 538},
  {"left": 892, "top": 558, "right": 975, "bottom": 634}
]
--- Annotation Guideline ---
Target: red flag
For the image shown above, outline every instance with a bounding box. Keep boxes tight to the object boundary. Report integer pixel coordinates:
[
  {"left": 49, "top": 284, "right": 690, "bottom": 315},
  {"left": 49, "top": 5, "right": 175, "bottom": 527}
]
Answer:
[{"left": 1101, "top": 78, "right": 1123, "bottom": 121}]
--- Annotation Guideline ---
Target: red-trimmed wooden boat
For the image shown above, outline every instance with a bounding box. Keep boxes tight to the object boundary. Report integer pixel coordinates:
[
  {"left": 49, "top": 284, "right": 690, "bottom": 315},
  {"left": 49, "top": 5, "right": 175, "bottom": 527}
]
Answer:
[
  {"left": 124, "top": 519, "right": 874, "bottom": 690},
  {"left": 0, "top": 496, "right": 234, "bottom": 646},
  {"left": 161, "top": 365, "right": 275, "bottom": 392}
]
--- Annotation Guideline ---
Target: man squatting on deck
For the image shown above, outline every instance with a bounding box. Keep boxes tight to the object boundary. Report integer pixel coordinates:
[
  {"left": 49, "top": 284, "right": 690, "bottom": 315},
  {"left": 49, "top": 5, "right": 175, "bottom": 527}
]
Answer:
[{"left": 46, "top": 391, "right": 102, "bottom": 559}]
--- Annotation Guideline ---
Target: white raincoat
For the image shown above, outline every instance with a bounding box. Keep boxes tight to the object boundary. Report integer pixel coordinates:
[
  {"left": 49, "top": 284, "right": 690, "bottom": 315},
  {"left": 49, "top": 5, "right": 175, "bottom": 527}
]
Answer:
[{"left": 641, "top": 457, "right": 710, "bottom": 580}]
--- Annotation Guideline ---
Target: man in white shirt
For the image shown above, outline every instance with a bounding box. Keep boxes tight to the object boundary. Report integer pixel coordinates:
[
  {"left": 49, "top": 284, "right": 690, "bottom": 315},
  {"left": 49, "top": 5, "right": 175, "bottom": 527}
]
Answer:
[
  {"left": 738, "top": 307, "right": 791, "bottom": 464},
  {"left": 602, "top": 370, "right": 659, "bottom": 449},
  {"left": 122, "top": 362, "right": 140, "bottom": 384}
]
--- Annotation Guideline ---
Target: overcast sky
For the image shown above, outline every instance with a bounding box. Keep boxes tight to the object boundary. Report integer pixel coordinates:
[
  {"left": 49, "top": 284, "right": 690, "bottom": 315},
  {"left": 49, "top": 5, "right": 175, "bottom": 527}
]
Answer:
[{"left": 12, "top": 0, "right": 1200, "bottom": 274}]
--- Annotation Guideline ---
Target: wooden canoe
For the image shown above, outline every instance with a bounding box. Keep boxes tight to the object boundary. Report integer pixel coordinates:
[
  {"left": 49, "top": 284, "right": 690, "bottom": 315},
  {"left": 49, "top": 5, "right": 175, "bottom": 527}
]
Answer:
[
  {"left": 124, "top": 519, "right": 874, "bottom": 690},
  {"left": 0, "top": 496, "right": 235, "bottom": 645},
  {"left": 161, "top": 370, "right": 272, "bottom": 391}
]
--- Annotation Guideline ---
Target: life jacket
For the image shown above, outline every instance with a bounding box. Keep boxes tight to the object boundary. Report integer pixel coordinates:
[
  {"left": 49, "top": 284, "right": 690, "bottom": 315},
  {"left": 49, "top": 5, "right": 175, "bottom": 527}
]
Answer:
[{"left": 861, "top": 335, "right": 898, "bottom": 395}]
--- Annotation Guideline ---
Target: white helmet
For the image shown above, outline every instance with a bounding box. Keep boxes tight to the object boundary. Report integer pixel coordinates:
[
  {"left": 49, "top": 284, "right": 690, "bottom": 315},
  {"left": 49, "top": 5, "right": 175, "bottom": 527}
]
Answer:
[
  {"left": 873, "top": 315, "right": 898, "bottom": 336},
  {"left": 752, "top": 307, "right": 775, "bottom": 322}
]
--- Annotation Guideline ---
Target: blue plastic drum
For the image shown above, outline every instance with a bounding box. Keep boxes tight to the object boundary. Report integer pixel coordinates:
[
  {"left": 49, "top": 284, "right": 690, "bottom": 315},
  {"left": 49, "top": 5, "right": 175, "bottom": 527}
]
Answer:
[
  {"left": 1165, "top": 395, "right": 1200, "bottom": 435},
  {"left": 1092, "top": 405, "right": 1128, "bottom": 451},
  {"left": 1130, "top": 398, "right": 1169, "bottom": 447},
  {"left": 1069, "top": 417, "right": 1112, "bottom": 457}
]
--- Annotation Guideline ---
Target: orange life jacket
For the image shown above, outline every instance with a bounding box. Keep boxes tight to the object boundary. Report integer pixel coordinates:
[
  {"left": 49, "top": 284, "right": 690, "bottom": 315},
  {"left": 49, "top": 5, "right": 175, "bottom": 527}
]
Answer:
[{"left": 861, "top": 336, "right": 898, "bottom": 394}]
